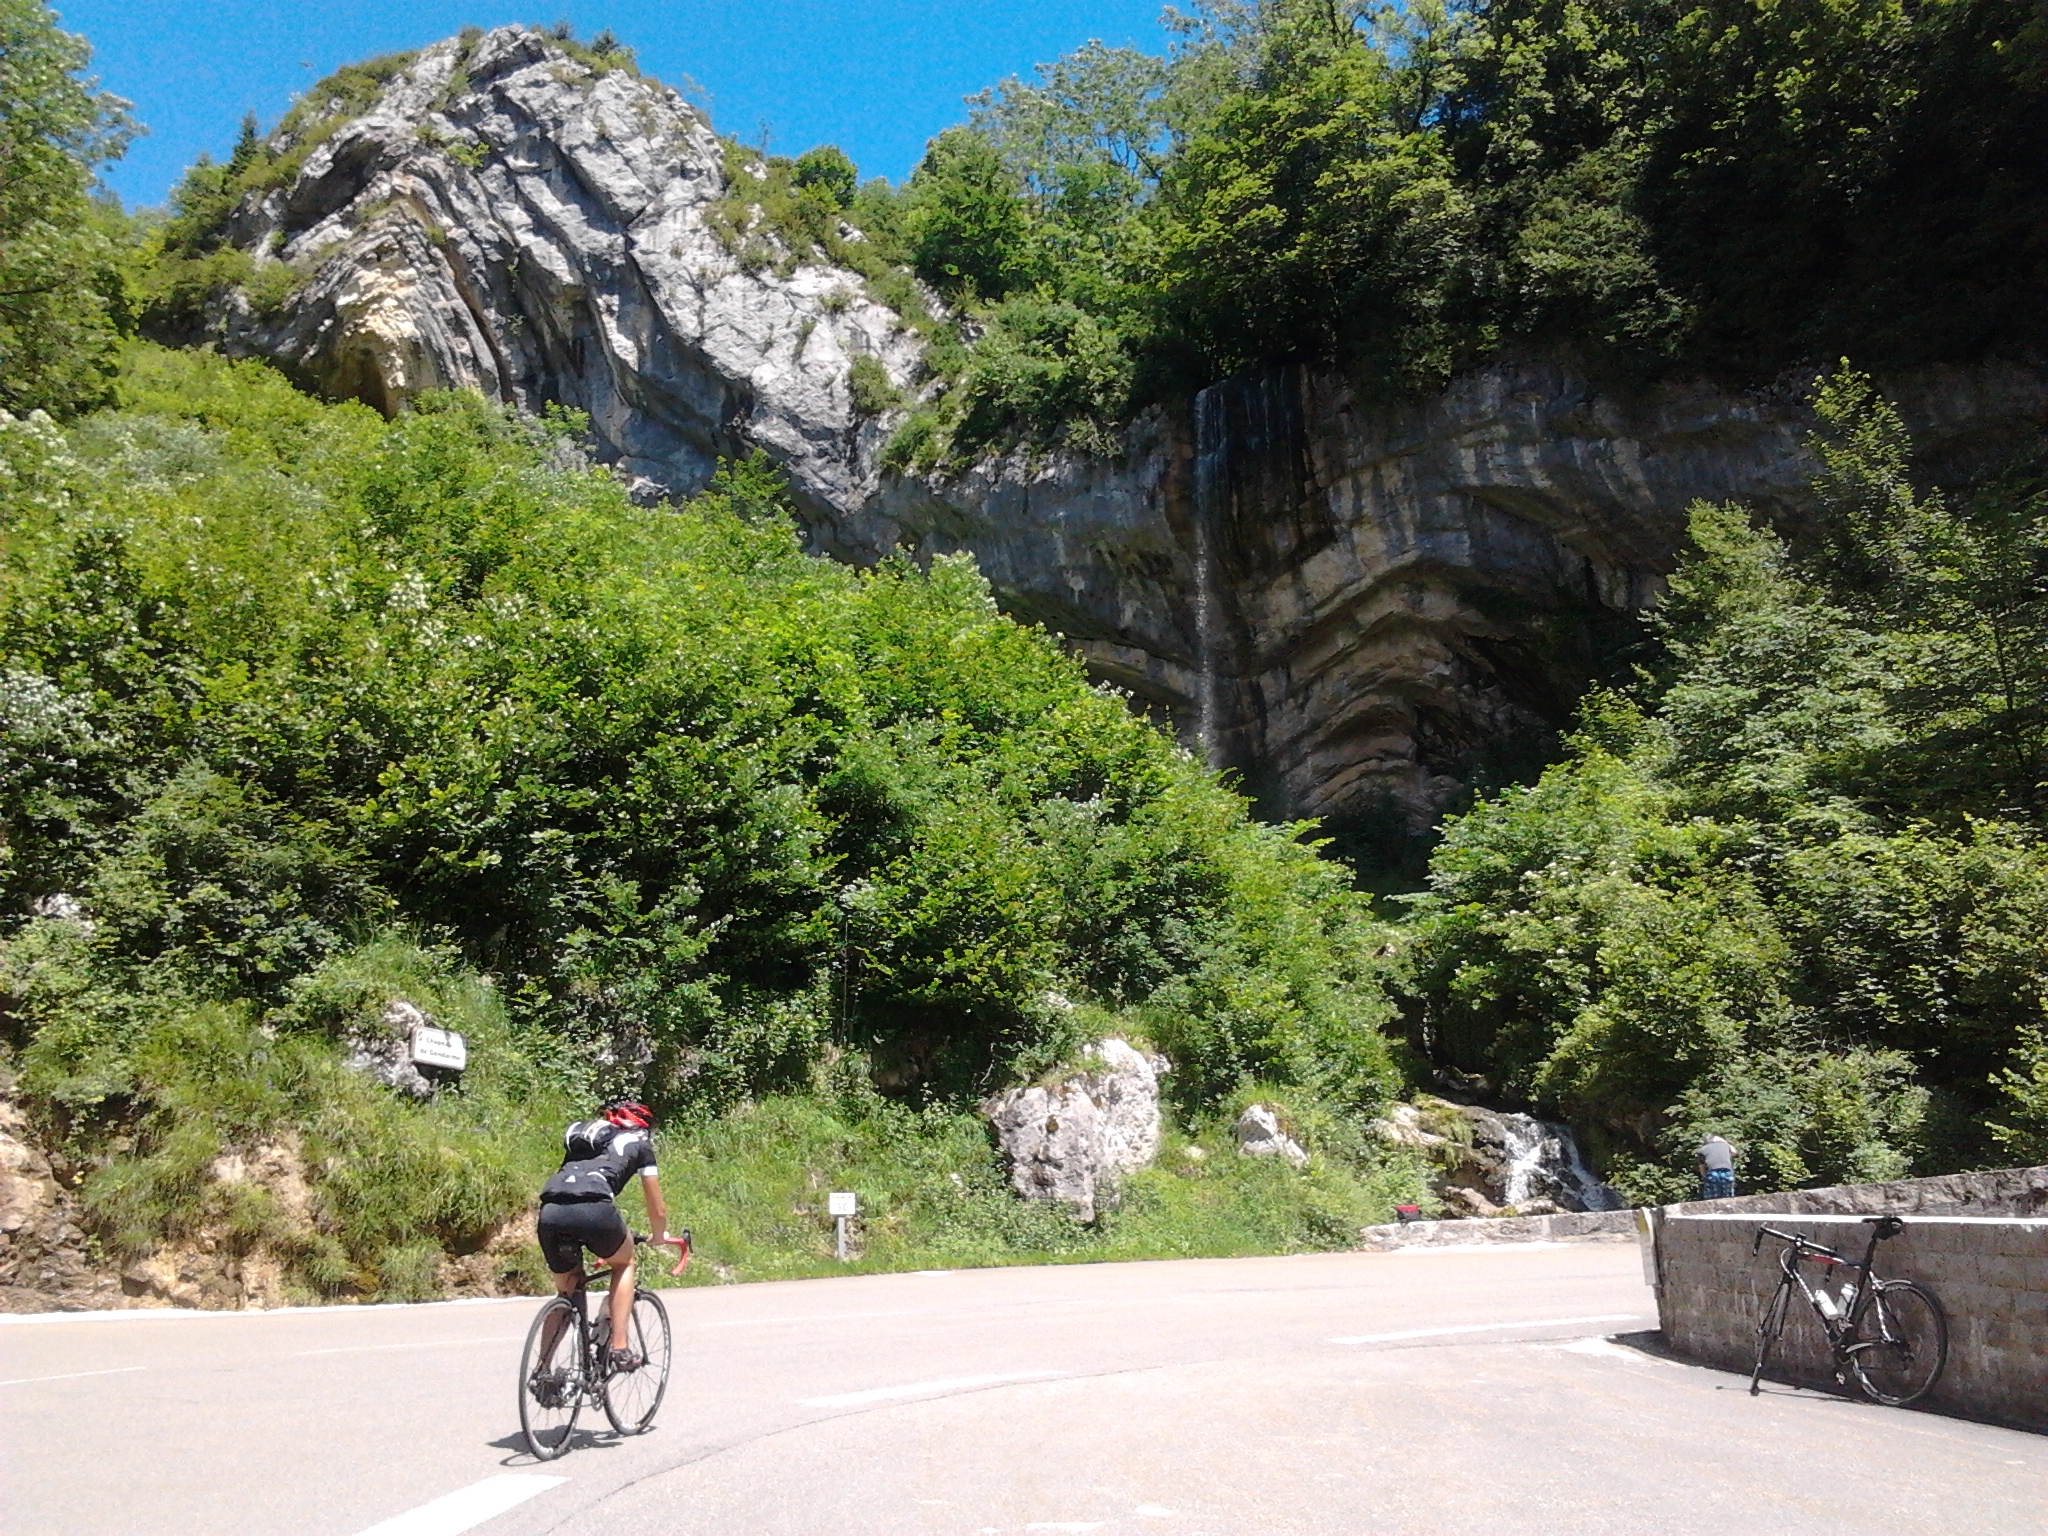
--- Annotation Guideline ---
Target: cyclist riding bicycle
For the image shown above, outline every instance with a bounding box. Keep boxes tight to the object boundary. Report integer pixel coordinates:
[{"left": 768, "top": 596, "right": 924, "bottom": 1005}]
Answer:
[{"left": 535, "top": 1099, "right": 678, "bottom": 1372}]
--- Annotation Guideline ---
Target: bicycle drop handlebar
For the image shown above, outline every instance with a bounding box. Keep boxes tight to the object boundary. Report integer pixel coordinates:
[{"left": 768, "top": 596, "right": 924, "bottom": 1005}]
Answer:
[
  {"left": 1752, "top": 1214, "right": 1904, "bottom": 1256},
  {"left": 636, "top": 1227, "right": 693, "bottom": 1278}
]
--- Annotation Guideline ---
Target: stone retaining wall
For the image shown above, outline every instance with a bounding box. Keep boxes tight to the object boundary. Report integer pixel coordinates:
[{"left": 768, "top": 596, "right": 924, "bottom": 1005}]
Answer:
[
  {"left": 1647, "top": 1208, "right": 2047, "bottom": 1430},
  {"left": 1668, "top": 1164, "right": 2048, "bottom": 1220},
  {"left": 1357, "top": 1208, "right": 1638, "bottom": 1250}
]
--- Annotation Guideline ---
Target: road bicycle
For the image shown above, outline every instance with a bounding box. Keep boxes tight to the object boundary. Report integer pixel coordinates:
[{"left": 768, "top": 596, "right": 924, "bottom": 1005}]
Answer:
[
  {"left": 518, "top": 1228, "right": 690, "bottom": 1460},
  {"left": 1749, "top": 1215, "right": 1948, "bottom": 1407}
]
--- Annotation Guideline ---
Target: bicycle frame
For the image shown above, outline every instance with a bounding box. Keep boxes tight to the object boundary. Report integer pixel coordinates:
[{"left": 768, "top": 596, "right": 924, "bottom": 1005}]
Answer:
[
  {"left": 543, "top": 1227, "right": 691, "bottom": 1380},
  {"left": 1753, "top": 1216, "right": 1905, "bottom": 1358}
]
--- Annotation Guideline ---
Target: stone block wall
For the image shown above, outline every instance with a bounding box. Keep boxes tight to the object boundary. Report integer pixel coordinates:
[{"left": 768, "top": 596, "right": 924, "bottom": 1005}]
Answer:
[
  {"left": 1357, "top": 1208, "right": 1637, "bottom": 1250},
  {"left": 1649, "top": 1209, "right": 2047, "bottom": 1430},
  {"left": 1669, "top": 1164, "right": 2048, "bottom": 1220}
]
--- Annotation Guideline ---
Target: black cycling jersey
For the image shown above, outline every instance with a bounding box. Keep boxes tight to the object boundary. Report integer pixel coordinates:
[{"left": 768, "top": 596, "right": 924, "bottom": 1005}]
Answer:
[{"left": 539, "top": 1118, "right": 658, "bottom": 1204}]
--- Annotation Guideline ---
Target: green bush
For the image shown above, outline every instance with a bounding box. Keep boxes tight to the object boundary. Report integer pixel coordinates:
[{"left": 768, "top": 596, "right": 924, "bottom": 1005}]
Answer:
[
  {"left": 846, "top": 353, "right": 900, "bottom": 417},
  {"left": 1, "top": 343, "right": 1405, "bottom": 1282},
  {"left": 1400, "top": 370, "right": 2048, "bottom": 1190}
]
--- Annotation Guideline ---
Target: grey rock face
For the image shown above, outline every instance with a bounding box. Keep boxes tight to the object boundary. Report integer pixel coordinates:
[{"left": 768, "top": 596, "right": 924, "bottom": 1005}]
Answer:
[
  {"left": 981, "top": 1039, "right": 1165, "bottom": 1222},
  {"left": 219, "top": 27, "right": 918, "bottom": 516},
  {"left": 215, "top": 28, "right": 2048, "bottom": 830}
]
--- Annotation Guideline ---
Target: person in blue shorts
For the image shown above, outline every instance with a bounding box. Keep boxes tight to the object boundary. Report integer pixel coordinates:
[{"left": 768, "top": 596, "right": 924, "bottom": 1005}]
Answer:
[{"left": 1696, "top": 1133, "right": 1738, "bottom": 1200}]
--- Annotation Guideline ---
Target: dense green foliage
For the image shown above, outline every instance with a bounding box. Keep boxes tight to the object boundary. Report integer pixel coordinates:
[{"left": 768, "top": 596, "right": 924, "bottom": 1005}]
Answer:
[
  {"left": 0, "top": 0, "right": 135, "bottom": 417},
  {"left": 132, "top": 5, "right": 2045, "bottom": 463},
  {"left": 850, "top": 0, "right": 2048, "bottom": 460},
  {"left": 1399, "top": 371, "right": 2048, "bottom": 1198},
  {"left": 0, "top": 345, "right": 1408, "bottom": 1292}
]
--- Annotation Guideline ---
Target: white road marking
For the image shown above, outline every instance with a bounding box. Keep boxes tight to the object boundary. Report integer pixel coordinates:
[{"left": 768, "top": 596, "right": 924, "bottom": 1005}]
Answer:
[
  {"left": 1134, "top": 1506, "right": 1177, "bottom": 1518},
  {"left": 1025, "top": 1525, "right": 1106, "bottom": 1533},
  {"left": 0, "top": 1365, "right": 146, "bottom": 1388},
  {"left": 1331, "top": 1313, "right": 1641, "bottom": 1345},
  {"left": 798, "top": 1370, "right": 1067, "bottom": 1407},
  {"left": 349, "top": 1474, "right": 565, "bottom": 1536},
  {"left": 294, "top": 1335, "right": 524, "bottom": 1357},
  {"left": 1538, "top": 1335, "right": 1650, "bottom": 1362}
]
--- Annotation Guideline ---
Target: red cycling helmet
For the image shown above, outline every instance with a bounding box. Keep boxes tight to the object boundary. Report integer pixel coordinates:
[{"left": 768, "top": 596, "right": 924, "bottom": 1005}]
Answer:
[{"left": 602, "top": 1099, "right": 654, "bottom": 1129}]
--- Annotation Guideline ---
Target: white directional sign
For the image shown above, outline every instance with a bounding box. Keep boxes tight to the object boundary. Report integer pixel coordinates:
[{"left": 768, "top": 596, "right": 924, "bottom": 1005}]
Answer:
[
  {"left": 827, "top": 1191, "right": 858, "bottom": 1217},
  {"left": 409, "top": 1027, "right": 468, "bottom": 1072}
]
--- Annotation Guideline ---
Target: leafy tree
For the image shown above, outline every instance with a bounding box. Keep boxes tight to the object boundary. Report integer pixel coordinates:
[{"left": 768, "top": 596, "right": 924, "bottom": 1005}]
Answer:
[
  {"left": 0, "top": 0, "right": 135, "bottom": 416},
  {"left": 905, "top": 128, "right": 1040, "bottom": 303},
  {"left": 1401, "top": 369, "right": 2048, "bottom": 1191},
  {"left": 793, "top": 145, "right": 858, "bottom": 210}
]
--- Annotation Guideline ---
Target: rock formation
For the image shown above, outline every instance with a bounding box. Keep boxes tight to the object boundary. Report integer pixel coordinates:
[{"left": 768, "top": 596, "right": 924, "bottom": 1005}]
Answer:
[
  {"left": 1374, "top": 1097, "right": 1621, "bottom": 1217},
  {"left": 342, "top": 997, "right": 440, "bottom": 1099},
  {"left": 0, "top": 1094, "right": 122, "bottom": 1312},
  {"left": 209, "top": 26, "right": 2048, "bottom": 832},
  {"left": 981, "top": 1039, "right": 1166, "bottom": 1222},
  {"left": 1233, "top": 1104, "right": 1310, "bottom": 1168}
]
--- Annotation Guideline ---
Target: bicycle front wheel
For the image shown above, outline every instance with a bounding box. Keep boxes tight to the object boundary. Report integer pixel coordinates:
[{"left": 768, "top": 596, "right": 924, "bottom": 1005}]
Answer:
[
  {"left": 519, "top": 1296, "right": 586, "bottom": 1460},
  {"left": 603, "top": 1289, "right": 672, "bottom": 1435},
  {"left": 1848, "top": 1279, "right": 1948, "bottom": 1407}
]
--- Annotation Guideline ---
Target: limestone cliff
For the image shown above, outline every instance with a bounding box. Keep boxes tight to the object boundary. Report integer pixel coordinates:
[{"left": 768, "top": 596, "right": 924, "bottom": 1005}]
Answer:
[{"left": 207, "top": 26, "right": 2048, "bottom": 834}]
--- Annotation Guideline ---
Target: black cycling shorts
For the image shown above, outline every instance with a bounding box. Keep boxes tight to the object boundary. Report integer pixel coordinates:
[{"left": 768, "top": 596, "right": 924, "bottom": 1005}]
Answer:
[{"left": 536, "top": 1199, "right": 629, "bottom": 1275}]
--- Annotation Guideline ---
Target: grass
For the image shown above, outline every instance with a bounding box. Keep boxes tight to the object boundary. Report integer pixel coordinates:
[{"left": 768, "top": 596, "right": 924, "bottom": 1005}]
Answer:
[{"left": 619, "top": 1085, "right": 1434, "bottom": 1291}]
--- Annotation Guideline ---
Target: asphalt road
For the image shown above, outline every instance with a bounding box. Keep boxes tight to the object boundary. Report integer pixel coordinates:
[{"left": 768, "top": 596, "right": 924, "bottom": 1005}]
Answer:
[{"left": 2, "top": 1241, "right": 2041, "bottom": 1535}]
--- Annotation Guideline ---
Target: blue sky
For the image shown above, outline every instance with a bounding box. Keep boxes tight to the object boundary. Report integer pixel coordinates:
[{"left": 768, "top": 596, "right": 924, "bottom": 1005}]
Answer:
[{"left": 63, "top": 1, "right": 1175, "bottom": 209}]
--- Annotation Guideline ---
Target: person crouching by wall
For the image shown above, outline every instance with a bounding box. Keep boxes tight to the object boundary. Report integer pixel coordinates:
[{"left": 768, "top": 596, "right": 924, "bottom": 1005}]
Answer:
[{"left": 1696, "top": 1133, "right": 1738, "bottom": 1199}]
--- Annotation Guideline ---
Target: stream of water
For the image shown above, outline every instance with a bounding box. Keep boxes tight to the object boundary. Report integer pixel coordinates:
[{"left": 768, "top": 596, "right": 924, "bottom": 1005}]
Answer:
[
  {"left": 1190, "top": 387, "right": 1225, "bottom": 768},
  {"left": 1499, "top": 1112, "right": 1623, "bottom": 1211}
]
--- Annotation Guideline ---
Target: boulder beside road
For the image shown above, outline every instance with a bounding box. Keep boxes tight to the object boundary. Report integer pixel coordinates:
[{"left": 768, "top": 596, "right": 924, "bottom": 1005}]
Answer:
[{"left": 982, "top": 1039, "right": 1165, "bottom": 1222}]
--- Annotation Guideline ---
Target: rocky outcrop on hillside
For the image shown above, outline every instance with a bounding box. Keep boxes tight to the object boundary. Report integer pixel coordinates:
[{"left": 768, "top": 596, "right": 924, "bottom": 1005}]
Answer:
[
  {"left": 1374, "top": 1097, "right": 1621, "bottom": 1217},
  {"left": 982, "top": 1039, "right": 1166, "bottom": 1222},
  {"left": 0, "top": 1095, "right": 122, "bottom": 1312},
  {"left": 214, "top": 26, "right": 917, "bottom": 514},
  {"left": 209, "top": 26, "right": 2048, "bottom": 830}
]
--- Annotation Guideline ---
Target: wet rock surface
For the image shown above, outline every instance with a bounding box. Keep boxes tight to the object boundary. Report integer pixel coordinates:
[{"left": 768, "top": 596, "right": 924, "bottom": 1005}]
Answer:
[
  {"left": 209, "top": 27, "right": 2048, "bottom": 829},
  {"left": 981, "top": 1039, "right": 1166, "bottom": 1223},
  {"left": 1375, "top": 1097, "right": 1621, "bottom": 1218}
]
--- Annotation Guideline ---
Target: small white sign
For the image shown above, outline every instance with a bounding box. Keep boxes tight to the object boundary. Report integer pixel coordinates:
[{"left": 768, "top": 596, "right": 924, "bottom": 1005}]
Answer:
[
  {"left": 827, "top": 1191, "right": 858, "bottom": 1217},
  {"left": 410, "top": 1026, "right": 468, "bottom": 1072}
]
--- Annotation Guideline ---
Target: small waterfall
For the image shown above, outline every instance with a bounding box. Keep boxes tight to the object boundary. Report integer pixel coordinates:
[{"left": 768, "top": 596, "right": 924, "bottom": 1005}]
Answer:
[
  {"left": 1497, "top": 1112, "right": 1622, "bottom": 1212},
  {"left": 1189, "top": 387, "right": 1226, "bottom": 769}
]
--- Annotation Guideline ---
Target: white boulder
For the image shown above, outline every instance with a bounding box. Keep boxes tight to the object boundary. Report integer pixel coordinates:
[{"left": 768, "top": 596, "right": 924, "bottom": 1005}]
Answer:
[
  {"left": 1235, "top": 1103, "right": 1309, "bottom": 1168},
  {"left": 982, "top": 1039, "right": 1165, "bottom": 1222}
]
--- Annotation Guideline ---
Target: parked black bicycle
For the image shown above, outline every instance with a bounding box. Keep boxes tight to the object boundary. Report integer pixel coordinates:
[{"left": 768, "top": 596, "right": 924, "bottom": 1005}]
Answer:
[
  {"left": 1749, "top": 1215, "right": 1948, "bottom": 1407},
  {"left": 517, "top": 1229, "right": 688, "bottom": 1459}
]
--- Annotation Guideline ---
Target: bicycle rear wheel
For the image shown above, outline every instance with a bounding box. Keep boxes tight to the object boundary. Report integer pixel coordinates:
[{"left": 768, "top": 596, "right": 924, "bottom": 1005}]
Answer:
[
  {"left": 519, "top": 1296, "right": 586, "bottom": 1460},
  {"left": 1848, "top": 1279, "right": 1948, "bottom": 1407},
  {"left": 603, "top": 1289, "right": 672, "bottom": 1435},
  {"left": 1750, "top": 1277, "right": 1792, "bottom": 1396}
]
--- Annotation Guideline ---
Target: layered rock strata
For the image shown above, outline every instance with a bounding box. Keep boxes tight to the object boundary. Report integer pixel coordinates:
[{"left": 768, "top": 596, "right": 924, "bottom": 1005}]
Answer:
[{"left": 213, "top": 27, "right": 2048, "bottom": 829}]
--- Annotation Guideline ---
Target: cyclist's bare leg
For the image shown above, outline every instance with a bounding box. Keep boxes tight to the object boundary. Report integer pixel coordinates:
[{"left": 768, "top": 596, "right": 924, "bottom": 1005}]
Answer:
[
  {"left": 597, "top": 1233, "right": 636, "bottom": 1352},
  {"left": 537, "top": 1265, "right": 582, "bottom": 1363}
]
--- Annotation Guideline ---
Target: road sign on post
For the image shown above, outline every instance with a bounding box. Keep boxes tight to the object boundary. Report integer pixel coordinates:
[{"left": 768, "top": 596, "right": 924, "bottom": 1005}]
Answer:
[
  {"left": 828, "top": 1192, "right": 857, "bottom": 1261},
  {"left": 408, "top": 1026, "right": 468, "bottom": 1073}
]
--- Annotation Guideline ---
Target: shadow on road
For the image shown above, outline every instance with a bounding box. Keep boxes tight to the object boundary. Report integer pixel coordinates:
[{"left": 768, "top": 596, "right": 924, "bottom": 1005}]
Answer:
[{"left": 489, "top": 1427, "right": 636, "bottom": 1466}]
